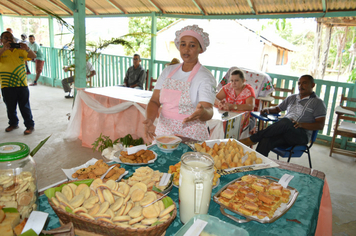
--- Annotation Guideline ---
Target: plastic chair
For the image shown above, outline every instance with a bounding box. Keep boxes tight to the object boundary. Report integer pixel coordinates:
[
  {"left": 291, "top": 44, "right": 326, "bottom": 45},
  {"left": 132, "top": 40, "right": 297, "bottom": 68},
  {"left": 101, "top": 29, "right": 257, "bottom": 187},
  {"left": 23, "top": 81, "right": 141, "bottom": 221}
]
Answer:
[{"left": 272, "top": 130, "right": 318, "bottom": 168}]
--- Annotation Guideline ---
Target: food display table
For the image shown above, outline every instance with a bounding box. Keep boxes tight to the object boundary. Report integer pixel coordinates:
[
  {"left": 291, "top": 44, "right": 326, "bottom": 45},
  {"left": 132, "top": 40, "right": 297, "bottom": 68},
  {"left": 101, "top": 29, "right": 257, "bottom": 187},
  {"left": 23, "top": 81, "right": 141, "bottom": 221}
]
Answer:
[{"left": 39, "top": 143, "right": 331, "bottom": 236}]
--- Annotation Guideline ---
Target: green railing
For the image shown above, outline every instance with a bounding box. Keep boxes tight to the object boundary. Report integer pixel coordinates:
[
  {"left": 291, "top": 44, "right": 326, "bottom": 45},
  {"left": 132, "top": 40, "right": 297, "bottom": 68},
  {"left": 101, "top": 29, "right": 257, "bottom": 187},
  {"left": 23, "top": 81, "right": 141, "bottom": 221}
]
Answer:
[{"left": 28, "top": 46, "right": 356, "bottom": 150}]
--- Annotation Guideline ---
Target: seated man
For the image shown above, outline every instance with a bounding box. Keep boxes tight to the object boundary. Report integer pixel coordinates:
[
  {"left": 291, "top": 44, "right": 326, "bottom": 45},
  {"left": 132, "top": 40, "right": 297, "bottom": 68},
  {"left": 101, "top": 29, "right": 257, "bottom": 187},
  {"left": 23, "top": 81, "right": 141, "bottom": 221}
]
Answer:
[
  {"left": 239, "top": 75, "right": 326, "bottom": 157},
  {"left": 122, "top": 54, "right": 146, "bottom": 89},
  {"left": 62, "top": 61, "right": 96, "bottom": 98}
]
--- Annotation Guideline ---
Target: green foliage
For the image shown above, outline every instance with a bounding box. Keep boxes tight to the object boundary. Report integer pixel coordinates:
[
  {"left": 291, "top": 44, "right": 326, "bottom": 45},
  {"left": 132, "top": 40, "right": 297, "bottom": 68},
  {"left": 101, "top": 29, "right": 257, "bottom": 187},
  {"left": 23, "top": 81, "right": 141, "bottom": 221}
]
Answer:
[
  {"left": 92, "top": 133, "right": 119, "bottom": 152},
  {"left": 119, "top": 134, "right": 144, "bottom": 147},
  {"left": 124, "top": 17, "right": 178, "bottom": 58},
  {"left": 348, "top": 67, "right": 356, "bottom": 83}
]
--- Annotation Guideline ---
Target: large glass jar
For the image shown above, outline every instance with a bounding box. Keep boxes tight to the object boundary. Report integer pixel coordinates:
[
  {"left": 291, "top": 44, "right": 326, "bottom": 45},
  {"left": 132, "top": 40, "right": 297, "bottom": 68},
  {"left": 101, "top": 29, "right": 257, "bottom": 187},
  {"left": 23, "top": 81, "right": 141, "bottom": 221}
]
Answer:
[{"left": 0, "top": 142, "right": 38, "bottom": 219}]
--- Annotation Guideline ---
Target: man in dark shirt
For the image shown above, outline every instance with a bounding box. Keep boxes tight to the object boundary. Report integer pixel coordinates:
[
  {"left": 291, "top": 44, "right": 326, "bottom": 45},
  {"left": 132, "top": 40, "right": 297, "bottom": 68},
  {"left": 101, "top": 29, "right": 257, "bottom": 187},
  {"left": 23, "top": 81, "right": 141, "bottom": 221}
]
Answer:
[{"left": 123, "top": 54, "right": 146, "bottom": 89}]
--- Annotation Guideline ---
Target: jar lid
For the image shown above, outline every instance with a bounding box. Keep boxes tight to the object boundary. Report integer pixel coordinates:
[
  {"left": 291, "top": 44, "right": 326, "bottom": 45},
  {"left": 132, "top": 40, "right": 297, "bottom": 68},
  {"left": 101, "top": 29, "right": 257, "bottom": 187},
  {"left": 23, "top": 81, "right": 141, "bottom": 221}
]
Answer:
[{"left": 0, "top": 142, "right": 30, "bottom": 162}]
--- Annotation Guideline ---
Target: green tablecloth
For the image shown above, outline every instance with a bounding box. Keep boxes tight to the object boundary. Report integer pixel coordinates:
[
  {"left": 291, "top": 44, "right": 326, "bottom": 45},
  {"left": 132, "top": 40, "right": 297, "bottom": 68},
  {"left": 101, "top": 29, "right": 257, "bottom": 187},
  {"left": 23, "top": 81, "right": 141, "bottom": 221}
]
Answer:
[{"left": 39, "top": 143, "right": 324, "bottom": 236}]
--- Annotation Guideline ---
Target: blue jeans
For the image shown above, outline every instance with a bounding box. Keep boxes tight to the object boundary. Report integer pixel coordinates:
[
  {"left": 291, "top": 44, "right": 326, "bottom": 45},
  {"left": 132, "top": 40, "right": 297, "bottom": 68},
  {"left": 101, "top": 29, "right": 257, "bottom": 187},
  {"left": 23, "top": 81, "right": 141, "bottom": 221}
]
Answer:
[
  {"left": 1, "top": 87, "right": 35, "bottom": 128},
  {"left": 250, "top": 118, "right": 308, "bottom": 156}
]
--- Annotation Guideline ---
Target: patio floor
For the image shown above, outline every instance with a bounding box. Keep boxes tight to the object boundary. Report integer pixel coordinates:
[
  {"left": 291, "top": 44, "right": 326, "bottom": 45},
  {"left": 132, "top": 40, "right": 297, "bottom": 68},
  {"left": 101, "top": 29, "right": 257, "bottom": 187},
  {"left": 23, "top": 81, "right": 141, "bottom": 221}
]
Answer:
[{"left": 0, "top": 84, "right": 355, "bottom": 235}]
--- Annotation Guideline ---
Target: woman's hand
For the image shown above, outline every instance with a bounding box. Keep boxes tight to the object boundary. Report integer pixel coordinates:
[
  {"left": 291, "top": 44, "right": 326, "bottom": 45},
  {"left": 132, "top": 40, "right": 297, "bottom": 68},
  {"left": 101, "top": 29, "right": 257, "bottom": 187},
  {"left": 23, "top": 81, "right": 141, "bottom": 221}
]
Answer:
[
  {"left": 183, "top": 102, "right": 213, "bottom": 123},
  {"left": 142, "top": 119, "right": 156, "bottom": 140}
]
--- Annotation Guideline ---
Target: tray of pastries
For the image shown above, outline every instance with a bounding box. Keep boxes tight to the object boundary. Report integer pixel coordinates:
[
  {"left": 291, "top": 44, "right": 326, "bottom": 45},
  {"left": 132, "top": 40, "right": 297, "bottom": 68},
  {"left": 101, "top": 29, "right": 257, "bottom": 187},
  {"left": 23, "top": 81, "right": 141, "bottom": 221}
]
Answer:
[
  {"left": 123, "top": 167, "right": 173, "bottom": 194},
  {"left": 62, "top": 159, "right": 128, "bottom": 181},
  {"left": 47, "top": 178, "right": 177, "bottom": 235},
  {"left": 213, "top": 174, "right": 299, "bottom": 223},
  {"left": 191, "top": 139, "right": 279, "bottom": 174}
]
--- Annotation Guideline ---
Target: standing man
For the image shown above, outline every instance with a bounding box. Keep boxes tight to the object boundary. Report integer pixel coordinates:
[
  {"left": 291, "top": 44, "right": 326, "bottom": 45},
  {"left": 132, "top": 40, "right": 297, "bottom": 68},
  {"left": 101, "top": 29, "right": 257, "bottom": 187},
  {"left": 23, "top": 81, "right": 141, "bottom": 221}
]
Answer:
[
  {"left": 28, "top": 35, "right": 45, "bottom": 86},
  {"left": 122, "top": 54, "right": 146, "bottom": 89},
  {"left": 62, "top": 60, "right": 96, "bottom": 98},
  {"left": 0, "top": 31, "right": 36, "bottom": 135},
  {"left": 239, "top": 75, "right": 326, "bottom": 157}
]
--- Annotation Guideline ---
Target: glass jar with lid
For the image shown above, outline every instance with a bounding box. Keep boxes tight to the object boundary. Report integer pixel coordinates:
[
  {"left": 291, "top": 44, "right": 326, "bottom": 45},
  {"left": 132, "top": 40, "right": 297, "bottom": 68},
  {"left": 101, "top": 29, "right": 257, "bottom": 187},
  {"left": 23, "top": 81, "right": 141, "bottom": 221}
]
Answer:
[{"left": 0, "top": 142, "right": 38, "bottom": 219}]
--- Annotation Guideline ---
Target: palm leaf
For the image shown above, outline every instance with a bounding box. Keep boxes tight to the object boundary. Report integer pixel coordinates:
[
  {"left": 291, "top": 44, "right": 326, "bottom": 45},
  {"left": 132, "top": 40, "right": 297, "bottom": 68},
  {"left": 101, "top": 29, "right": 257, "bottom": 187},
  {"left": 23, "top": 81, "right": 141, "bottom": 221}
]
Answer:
[{"left": 30, "top": 135, "right": 51, "bottom": 157}]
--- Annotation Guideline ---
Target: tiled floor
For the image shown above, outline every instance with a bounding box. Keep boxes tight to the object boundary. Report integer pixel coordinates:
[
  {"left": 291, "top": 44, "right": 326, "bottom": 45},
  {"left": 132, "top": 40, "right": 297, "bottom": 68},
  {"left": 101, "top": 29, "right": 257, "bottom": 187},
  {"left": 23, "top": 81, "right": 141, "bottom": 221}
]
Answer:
[{"left": 0, "top": 84, "right": 355, "bottom": 235}]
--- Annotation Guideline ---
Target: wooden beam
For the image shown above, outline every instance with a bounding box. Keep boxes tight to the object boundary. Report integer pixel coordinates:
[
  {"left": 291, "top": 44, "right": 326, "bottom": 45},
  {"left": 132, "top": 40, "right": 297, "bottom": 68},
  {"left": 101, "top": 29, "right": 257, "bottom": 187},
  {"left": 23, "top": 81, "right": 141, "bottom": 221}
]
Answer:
[
  {"left": 191, "top": 0, "right": 207, "bottom": 15},
  {"left": 85, "top": 5, "right": 99, "bottom": 15},
  {"left": 246, "top": 0, "right": 257, "bottom": 14},
  {"left": 47, "top": 0, "right": 73, "bottom": 15},
  {"left": 8, "top": 0, "right": 35, "bottom": 15},
  {"left": 0, "top": 2, "right": 22, "bottom": 15},
  {"left": 318, "top": 17, "right": 356, "bottom": 26},
  {"left": 148, "top": 0, "right": 164, "bottom": 14},
  {"left": 106, "top": 0, "right": 127, "bottom": 14},
  {"left": 23, "top": 0, "right": 56, "bottom": 16},
  {"left": 60, "top": 0, "right": 75, "bottom": 12}
]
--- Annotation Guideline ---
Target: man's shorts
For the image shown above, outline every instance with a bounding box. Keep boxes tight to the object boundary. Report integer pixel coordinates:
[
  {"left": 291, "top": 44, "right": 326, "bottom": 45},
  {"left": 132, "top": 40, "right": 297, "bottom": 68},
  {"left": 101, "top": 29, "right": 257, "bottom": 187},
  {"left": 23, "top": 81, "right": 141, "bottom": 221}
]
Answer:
[{"left": 35, "top": 60, "right": 45, "bottom": 74}]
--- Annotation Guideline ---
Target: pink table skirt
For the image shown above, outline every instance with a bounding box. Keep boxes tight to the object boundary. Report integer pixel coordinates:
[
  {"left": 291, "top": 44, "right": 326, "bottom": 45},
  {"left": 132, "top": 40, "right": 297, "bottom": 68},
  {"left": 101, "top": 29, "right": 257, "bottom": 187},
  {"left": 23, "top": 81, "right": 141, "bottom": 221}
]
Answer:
[
  {"left": 316, "top": 179, "right": 332, "bottom": 236},
  {"left": 79, "top": 91, "right": 149, "bottom": 147}
]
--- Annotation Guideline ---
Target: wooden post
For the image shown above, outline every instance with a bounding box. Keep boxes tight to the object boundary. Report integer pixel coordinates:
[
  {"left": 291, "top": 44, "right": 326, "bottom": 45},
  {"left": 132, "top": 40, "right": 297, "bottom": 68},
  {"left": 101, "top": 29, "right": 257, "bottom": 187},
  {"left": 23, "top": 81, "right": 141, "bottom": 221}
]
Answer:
[
  {"left": 312, "top": 21, "right": 322, "bottom": 79},
  {"left": 149, "top": 12, "right": 157, "bottom": 90},
  {"left": 48, "top": 16, "right": 56, "bottom": 86},
  {"left": 73, "top": 0, "right": 87, "bottom": 90},
  {"left": 319, "top": 24, "right": 333, "bottom": 80},
  {"left": 0, "top": 15, "right": 4, "bottom": 33}
]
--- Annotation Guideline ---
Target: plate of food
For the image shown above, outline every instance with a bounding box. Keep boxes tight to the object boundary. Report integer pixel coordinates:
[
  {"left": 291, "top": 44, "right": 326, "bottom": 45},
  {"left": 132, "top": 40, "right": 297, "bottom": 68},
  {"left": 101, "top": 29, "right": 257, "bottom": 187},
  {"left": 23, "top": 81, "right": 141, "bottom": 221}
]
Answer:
[
  {"left": 190, "top": 139, "right": 279, "bottom": 174},
  {"left": 62, "top": 158, "right": 128, "bottom": 181},
  {"left": 213, "top": 174, "right": 298, "bottom": 223},
  {"left": 168, "top": 162, "right": 221, "bottom": 189},
  {"left": 123, "top": 166, "right": 173, "bottom": 194},
  {"left": 117, "top": 149, "right": 158, "bottom": 165}
]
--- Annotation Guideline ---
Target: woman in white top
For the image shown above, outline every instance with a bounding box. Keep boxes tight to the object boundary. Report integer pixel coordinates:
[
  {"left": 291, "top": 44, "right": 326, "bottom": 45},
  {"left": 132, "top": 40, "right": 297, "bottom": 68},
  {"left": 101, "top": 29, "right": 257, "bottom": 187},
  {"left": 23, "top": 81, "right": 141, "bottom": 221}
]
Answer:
[{"left": 143, "top": 25, "right": 216, "bottom": 141}]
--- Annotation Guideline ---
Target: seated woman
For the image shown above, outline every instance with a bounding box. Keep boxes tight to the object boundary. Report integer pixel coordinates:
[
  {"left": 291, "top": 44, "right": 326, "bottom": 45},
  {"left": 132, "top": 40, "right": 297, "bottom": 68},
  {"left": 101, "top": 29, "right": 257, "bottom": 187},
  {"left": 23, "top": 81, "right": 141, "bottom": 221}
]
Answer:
[{"left": 215, "top": 69, "right": 255, "bottom": 111}]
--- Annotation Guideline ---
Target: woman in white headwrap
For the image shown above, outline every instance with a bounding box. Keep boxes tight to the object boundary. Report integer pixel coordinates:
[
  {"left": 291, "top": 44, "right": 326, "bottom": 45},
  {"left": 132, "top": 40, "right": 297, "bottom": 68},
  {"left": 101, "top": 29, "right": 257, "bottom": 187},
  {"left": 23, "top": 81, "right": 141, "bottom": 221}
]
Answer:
[{"left": 143, "top": 25, "right": 216, "bottom": 141}]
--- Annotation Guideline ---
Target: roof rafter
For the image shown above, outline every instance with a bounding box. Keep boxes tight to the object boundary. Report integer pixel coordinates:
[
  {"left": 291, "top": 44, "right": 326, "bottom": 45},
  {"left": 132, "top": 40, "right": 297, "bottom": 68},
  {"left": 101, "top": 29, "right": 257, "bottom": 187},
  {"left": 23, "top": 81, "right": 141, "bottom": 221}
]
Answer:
[
  {"left": 192, "top": 0, "right": 207, "bottom": 15},
  {"left": 0, "top": 2, "right": 22, "bottom": 15},
  {"left": 245, "top": 0, "right": 257, "bottom": 14},
  {"left": 23, "top": 0, "right": 53, "bottom": 15},
  {"left": 148, "top": 0, "right": 164, "bottom": 14},
  {"left": 8, "top": 0, "right": 35, "bottom": 16},
  {"left": 85, "top": 5, "right": 99, "bottom": 15},
  {"left": 105, "top": 0, "right": 126, "bottom": 14},
  {"left": 47, "top": 0, "right": 73, "bottom": 15}
]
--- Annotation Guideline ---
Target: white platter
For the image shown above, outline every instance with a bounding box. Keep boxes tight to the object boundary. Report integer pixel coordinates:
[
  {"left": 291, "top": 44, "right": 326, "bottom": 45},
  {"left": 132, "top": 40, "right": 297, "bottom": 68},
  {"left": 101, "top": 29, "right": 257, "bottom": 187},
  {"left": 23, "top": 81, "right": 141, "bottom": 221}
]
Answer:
[
  {"left": 189, "top": 139, "right": 279, "bottom": 174},
  {"left": 62, "top": 158, "right": 128, "bottom": 181},
  {"left": 107, "top": 150, "right": 158, "bottom": 165}
]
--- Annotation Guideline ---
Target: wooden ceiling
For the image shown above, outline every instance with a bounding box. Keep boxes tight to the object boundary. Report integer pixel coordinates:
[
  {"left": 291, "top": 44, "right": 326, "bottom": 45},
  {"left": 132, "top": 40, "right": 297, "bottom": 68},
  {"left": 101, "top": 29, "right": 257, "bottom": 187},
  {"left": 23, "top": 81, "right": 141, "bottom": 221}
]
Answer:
[{"left": 0, "top": 0, "right": 356, "bottom": 18}]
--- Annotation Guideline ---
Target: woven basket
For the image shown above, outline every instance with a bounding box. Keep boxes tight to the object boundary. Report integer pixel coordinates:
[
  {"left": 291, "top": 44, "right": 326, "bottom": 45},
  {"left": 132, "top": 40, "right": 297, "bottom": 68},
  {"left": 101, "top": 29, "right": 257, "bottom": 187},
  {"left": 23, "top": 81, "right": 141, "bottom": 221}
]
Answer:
[{"left": 47, "top": 182, "right": 177, "bottom": 236}]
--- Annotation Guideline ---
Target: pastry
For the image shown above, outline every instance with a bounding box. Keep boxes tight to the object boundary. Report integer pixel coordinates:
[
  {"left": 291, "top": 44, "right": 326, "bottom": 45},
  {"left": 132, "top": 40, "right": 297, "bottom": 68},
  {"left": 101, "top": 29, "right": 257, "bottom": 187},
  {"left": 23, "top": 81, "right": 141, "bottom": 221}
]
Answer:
[{"left": 220, "top": 189, "right": 234, "bottom": 199}]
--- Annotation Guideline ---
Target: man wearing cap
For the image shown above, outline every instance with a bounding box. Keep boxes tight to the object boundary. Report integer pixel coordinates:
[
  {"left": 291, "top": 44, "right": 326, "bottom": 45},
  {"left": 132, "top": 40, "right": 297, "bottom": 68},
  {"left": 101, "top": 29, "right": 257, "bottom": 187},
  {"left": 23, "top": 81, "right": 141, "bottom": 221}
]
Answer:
[
  {"left": 28, "top": 35, "right": 45, "bottom": 86},
  {"left": 143, "top": 25, "right": 216, "bottom": 141},
  {"left": 122, "top": 54, "right": 146, "bottom": 89}
]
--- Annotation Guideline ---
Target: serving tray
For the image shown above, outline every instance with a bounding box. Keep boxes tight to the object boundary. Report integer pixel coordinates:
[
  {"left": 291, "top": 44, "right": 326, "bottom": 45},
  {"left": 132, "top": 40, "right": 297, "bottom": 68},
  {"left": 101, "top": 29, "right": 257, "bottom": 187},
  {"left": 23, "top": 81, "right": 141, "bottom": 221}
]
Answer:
[
  {"left": 213, "top": 175, "right": 299, "bottom": 224},
  {"left": 189, "top": 139, "right": 279, "bottom": 175}
]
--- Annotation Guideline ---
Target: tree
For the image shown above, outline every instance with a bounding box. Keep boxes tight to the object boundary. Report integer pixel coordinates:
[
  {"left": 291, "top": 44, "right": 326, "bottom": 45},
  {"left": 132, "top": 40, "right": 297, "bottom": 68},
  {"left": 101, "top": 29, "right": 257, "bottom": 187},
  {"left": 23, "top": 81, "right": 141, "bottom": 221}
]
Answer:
[{"left": 124, "top": 17, "right": 178, "bottom": 58}]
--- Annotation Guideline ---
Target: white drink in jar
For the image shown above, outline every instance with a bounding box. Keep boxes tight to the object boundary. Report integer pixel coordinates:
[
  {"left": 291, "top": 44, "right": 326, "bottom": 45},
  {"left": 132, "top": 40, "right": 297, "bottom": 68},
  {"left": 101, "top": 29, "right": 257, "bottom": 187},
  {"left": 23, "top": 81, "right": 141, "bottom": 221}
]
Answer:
[{"left": 179, "top": 159, "right": 214, "bottom": 224}]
